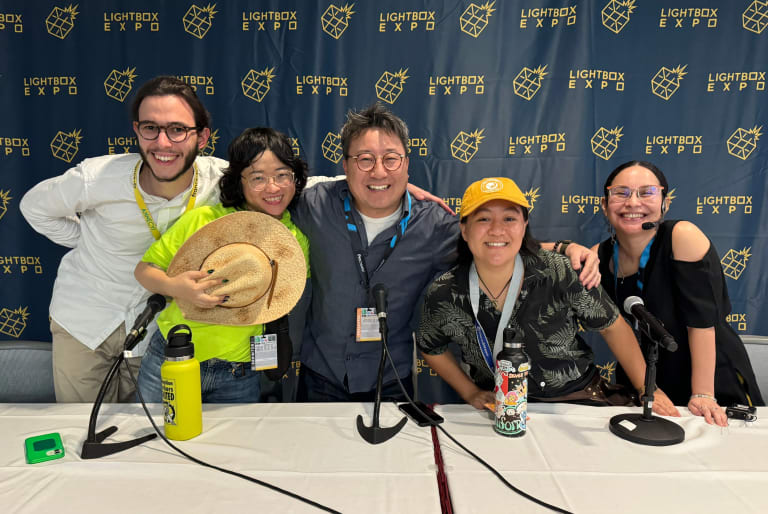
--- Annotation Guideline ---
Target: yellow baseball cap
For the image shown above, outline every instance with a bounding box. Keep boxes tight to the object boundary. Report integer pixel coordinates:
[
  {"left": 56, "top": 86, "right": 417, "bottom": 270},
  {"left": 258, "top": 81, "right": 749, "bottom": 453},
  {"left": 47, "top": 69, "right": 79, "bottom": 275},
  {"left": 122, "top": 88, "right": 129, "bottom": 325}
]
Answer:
[{"left": 460, "top": 177, "right": 530, "bottom": 218}]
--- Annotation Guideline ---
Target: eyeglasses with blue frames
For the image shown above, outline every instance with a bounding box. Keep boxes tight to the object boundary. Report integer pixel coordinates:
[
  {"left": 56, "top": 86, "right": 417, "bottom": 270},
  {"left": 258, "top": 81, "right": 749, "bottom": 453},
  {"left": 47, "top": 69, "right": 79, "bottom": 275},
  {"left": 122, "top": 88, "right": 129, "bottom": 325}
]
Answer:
[
  {"left": 606, "top": 185, "right": 664, "bottom": 203},
  {"left": 136, "top": 122, "right": 201, "bottom": 143},
  {"left": 241, "top": 171, "right": 295, "bottom": 191},
  {"left": 347, "top": 152, "right": 405, "bottom": 172}
]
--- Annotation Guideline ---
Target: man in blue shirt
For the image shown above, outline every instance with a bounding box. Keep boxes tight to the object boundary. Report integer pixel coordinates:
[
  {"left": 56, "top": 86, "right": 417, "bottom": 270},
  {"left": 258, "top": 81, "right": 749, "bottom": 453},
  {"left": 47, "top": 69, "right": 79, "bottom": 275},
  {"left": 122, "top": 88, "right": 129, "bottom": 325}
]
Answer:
[{"left": 293, "top": 103, "right": 456, "bottom": 401}]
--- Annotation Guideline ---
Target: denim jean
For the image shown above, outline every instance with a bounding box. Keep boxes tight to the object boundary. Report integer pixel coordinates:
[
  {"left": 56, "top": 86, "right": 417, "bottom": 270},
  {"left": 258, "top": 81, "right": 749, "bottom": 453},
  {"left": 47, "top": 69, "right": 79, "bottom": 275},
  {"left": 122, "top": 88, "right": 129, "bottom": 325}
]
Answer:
[
  {"left": 296, "top": 364, "right": 412, "bottom": 402},
  {"left": 136, "top": 329, "right": 261, "bottom": 404}
]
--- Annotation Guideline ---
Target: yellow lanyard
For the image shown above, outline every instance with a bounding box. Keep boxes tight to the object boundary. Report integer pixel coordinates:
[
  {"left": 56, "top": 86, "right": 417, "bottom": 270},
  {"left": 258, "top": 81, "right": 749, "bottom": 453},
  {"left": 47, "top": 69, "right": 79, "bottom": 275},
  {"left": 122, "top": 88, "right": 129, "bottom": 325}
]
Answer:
[{"left": 132, "top": 159, "right": 199, "bottom": 240}]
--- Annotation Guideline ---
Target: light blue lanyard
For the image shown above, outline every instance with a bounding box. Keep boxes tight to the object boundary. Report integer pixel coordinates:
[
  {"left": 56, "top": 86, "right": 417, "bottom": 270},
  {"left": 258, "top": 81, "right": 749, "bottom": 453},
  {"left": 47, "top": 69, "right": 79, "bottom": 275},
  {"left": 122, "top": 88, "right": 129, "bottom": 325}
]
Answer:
[
  {"left": 343, "top": 191, "right": 411, "bottom": 292},
  {"left": 469, "top": 256, "right": 524, "bottom": 373},
  {"left": 613, "top": 238, "right": 654, "bottom": 294}
]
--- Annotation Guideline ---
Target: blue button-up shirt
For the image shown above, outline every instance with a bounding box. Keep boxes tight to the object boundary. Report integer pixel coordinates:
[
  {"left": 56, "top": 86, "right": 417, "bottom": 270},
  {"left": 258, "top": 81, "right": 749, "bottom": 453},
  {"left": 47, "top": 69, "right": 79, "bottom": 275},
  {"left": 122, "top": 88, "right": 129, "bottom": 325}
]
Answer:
[{"left": 292, "top": 180, "right": 458, "bottom": 393}]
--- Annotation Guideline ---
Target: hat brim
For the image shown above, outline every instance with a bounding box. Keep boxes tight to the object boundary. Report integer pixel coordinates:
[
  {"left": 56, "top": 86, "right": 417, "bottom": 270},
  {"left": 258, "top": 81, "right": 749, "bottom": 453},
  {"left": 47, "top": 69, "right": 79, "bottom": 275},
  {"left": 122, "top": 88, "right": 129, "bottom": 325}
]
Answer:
[{"left": 167, "top": 211, "right": 306, "bottom": 325}]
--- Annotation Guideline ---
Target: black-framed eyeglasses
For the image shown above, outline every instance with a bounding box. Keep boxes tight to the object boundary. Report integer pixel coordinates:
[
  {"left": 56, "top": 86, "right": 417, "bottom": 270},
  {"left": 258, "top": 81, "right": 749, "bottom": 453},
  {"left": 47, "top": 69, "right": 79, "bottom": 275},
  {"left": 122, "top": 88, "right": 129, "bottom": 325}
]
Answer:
[
  {"left": 241, "top": 171, "right": 295, "bottom": 191},
  {"left": 347, "top": 152, "right": 405, "bottom": 172},
  {"left": 136, "top": 122, "right": 201, "bottom": 143}
]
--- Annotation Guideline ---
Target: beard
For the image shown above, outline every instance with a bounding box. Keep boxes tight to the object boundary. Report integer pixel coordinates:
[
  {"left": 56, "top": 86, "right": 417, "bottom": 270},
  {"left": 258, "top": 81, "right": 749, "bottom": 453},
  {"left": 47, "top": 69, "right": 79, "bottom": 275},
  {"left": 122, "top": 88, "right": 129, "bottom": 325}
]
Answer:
[{"left": 138, "top": 146, "right": 199, "bottom": 183}]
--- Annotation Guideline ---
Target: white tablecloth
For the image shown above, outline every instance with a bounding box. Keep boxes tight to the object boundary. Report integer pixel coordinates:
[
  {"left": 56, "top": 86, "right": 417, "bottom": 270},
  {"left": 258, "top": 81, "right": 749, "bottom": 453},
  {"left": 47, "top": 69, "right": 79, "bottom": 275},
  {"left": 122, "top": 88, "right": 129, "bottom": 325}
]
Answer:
[
  {"left": 434, "top": 403, "right": 768, "bottom": 513},
  {"left": 0, "top": 402, "right": 440, "bottom": 514}
]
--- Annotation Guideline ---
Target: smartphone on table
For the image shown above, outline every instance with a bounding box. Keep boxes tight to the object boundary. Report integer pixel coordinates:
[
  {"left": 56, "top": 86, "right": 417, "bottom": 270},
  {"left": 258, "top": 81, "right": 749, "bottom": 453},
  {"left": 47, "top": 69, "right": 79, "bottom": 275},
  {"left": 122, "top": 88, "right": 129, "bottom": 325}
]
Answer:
[{"left": 398, "top": 400, "right": 444, "bottom": 426}]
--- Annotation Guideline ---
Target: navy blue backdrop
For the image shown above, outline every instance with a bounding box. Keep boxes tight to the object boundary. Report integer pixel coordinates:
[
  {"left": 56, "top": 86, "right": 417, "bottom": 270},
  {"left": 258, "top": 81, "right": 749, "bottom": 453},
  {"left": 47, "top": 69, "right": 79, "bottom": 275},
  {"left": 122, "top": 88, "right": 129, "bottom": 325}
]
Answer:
[{"left": 0, "top": 1, "right": 765, "bottom": 400}]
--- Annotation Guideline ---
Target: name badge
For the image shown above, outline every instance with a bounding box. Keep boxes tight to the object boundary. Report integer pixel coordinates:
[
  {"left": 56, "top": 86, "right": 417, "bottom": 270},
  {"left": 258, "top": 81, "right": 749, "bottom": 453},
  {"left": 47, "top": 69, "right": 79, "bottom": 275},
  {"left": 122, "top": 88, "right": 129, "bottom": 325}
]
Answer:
[
  {"left": 250, "top": 334, "right": 278, "bottom": 371},
  {"left": 356, "top": 307, "right": 382, "bottom": 342}
]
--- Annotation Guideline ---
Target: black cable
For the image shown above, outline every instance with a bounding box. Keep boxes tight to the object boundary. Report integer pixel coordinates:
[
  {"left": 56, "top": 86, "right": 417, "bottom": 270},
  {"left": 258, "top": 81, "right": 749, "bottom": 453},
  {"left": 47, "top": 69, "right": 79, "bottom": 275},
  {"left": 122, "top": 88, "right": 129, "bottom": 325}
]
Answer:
[
  {"left": 379, "top": 338, "right": 572, "bottom": 514},
  {"left": 124, "top": 358, "right": 340, "bottom": 514}
]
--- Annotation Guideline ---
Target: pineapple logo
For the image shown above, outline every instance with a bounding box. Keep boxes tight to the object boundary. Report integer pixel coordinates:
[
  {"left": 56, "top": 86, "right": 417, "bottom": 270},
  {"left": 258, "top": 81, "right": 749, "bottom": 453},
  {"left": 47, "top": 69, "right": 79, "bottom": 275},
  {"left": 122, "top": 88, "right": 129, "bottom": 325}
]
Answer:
[
  {"left": 727, "top": 126, "right": 762, "bottom": 160},
  {"left": 651, "top": 65, "right": 687, "bottom": 101},
  {"left": 590, "top": 126, "right": 623, "bottom": 161},
  {"left": 721, "top": 247, "right": 751, "bottom": 280},
  {"left": 666, "top": 187, "right": 676, "bottom": 207},
  {"left": 321, "top": 3, "right": 354, "bottom": 40},
  {"left": 375, "top": 69, "right": 408, "bottom": 105},
  {"left": 200, "top": 129, "right": 219, "bottom": 156},
  {"left": 460, "top": 1, "right": 496, "bottom": 38},
  {"left": 743, "top": 1, "right": 768, "bottom": 34},
  {"left": 321, "top": 132, "right": 343, "bottom": 163},
  {"left": 183, "top": 3, "right": 217, "bottom": 39},
  {"left": 596, "top": 361, "right": 617, "bottom": 382},
  {"left": 0, "top": 189, "right": 11, "bottom": 222},
  {"left": 513, "top": 65, "right": 548, "bottom": 101},
  {"left": 50, "top": 129, "right": 82, "bottom": 163},
  {"left": 602, "top": 0, "right": 636, "bottom": 34},
  {"left": 0, "top": 306, "right": 29, "bottom": 338},
  {"left": 524, "top": 187, "right": 540, "bottom": 212},
  {"left": 450, "top": 129, "right": 485, "bottom": 163},
  {"left": 46, "top": 4, "right": 78, "bottom": 39},
  {"left": 241, "top": 67, "right": 276, "bottom": 102},
  {"left": 104, "top": 67, "right": 138, "bottom": 103}
]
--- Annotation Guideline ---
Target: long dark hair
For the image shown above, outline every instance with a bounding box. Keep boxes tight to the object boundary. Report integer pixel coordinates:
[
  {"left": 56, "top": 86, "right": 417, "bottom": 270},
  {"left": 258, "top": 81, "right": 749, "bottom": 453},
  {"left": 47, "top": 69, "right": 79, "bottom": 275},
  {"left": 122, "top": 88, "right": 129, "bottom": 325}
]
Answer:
[
  {"left": 220, "top": 127, "right": 308, "bottom": 210},
  {"left": 456, "top": 205, "right": 540, "bottom": 265}
]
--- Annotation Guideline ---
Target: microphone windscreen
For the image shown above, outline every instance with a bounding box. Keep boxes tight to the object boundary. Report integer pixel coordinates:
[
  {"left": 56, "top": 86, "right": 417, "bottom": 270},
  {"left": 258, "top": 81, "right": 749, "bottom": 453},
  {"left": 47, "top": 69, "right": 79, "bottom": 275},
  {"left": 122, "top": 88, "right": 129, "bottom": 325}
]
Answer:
[
  {"left": 623, "top": 295, "right": 643, "bottom": 315},
  {"left": 147, "top": 293, "right": 167, "bottom": 312}
]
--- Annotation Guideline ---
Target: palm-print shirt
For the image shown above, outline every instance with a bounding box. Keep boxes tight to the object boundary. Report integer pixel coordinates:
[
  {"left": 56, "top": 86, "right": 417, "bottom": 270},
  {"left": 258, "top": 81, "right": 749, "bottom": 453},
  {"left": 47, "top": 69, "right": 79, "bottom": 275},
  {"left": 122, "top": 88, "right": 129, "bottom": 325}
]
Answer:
[{"left": 417, "top": 249, "right": 620, "bottom": 398}]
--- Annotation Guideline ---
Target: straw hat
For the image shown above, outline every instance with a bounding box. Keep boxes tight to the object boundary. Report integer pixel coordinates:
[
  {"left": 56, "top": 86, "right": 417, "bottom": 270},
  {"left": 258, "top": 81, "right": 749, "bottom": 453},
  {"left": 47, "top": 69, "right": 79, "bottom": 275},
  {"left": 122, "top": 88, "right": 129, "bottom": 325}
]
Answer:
[{"left": 167, "top": 211, "right": 306, "bottom": 325}]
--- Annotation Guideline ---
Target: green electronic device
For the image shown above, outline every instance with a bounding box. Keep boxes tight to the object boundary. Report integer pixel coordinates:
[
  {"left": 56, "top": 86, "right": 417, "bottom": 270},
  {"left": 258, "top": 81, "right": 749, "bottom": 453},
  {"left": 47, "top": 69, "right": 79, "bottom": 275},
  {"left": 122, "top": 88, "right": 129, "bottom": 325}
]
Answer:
[{"left": 24, "top": 432, "right": 65, "bottom": 464}]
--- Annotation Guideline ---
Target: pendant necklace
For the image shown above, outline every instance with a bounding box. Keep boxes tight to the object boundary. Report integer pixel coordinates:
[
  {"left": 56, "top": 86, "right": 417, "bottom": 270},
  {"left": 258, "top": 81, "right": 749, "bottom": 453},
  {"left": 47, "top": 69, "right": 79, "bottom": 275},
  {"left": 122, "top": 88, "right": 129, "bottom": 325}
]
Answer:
[{"left": 476, "top": 272, "right": 513, "bottom": 310}]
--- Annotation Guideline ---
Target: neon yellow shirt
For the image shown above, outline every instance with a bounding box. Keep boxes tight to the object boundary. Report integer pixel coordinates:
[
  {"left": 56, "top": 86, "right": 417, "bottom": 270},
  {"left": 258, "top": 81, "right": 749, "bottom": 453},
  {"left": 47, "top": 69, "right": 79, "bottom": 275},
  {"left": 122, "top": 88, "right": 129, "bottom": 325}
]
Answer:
[{"left": 141, "top": 203, "right": 310, "bottom": 363}]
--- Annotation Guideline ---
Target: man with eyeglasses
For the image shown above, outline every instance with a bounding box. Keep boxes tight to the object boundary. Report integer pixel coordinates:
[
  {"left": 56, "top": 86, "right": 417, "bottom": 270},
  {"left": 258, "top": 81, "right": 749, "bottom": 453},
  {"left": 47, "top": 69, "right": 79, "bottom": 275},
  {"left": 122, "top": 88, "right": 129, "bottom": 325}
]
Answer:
[{"left": 20, "top": 76, "right": 225, "bottom": 403}]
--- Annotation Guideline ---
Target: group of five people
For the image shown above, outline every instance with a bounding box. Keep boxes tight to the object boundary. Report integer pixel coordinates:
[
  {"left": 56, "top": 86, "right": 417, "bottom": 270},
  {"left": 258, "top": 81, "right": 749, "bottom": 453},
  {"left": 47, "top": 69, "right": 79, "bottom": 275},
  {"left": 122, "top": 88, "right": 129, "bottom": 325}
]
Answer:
[{"left": 20, "top": 76, "right": 763, "bottom": 429}]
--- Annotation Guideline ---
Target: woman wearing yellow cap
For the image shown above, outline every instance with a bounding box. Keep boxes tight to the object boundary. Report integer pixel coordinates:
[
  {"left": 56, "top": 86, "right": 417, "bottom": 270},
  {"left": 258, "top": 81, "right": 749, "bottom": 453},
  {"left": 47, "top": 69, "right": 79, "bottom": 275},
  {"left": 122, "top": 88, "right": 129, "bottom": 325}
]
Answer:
[{"left": 417, "top": 177, "right": 679, "bottom": 415}]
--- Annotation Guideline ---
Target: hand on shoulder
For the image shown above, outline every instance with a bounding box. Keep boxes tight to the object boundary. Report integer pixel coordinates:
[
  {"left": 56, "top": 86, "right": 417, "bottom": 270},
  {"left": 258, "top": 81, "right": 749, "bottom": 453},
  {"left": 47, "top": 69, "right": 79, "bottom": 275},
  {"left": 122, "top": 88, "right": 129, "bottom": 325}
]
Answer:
[{"left": 671, "top": 221, "right": 710, "bottom": 262}]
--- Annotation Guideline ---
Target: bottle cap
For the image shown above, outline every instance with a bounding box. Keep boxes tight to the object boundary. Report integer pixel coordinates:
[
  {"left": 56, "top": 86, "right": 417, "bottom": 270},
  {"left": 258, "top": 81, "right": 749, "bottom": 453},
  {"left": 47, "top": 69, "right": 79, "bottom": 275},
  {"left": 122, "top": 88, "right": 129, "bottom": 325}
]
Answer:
[{"left": 165, "top": 324, "right": 195, "bottom": 359}]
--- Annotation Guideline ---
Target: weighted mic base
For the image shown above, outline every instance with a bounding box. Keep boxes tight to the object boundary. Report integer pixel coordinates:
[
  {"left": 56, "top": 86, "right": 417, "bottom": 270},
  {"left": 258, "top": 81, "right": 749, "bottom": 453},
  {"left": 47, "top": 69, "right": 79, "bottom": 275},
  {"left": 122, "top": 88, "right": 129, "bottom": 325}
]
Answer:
[
  {"left": 81, "top": 427, "right": 157, "bottom": 459},
  {"left": 609, "top": 413, "right": 684, "bottom": 446},
  {"left": 356, "top": 414, "right": 408, "bottom": 445}
]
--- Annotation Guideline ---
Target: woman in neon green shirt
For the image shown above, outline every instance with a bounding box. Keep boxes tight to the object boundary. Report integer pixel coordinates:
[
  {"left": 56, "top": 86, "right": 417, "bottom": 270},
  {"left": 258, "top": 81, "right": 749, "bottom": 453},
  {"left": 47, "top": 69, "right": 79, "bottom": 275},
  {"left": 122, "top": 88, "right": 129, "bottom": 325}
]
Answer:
[{"left": 134, "top": 128, "right": 309, "bottom": 403}]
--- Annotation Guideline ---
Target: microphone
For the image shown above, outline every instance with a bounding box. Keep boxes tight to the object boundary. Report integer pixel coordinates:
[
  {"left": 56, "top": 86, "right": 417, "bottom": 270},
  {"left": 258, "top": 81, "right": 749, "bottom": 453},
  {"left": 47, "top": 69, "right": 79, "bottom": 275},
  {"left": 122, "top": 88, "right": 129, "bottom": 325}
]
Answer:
[
  {"left": 641, "top": 221, "right": 658, "bottom": 230},
  {"left": 623, "top": 296, "right": 677, "bottom": 352},
  {"left": 124, "top": 294, "right": 167, "bottom": 351},
  {"left": 373, "top": 283, "right": 388, "bottom": 320}
]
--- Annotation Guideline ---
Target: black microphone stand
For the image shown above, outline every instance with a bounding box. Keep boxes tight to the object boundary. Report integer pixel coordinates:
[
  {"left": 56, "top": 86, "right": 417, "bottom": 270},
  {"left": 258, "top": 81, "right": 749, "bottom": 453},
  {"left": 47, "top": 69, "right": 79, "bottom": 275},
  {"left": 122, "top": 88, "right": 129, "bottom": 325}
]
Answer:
[
  {"left": 609, "top": 332, "right": 684, "bottom": 446},
  {"left": 81, "top": 327, "right": 157, "bottom": 459},
  {"left": 356, "top": 313, "right": 407, "bottom": 445}
]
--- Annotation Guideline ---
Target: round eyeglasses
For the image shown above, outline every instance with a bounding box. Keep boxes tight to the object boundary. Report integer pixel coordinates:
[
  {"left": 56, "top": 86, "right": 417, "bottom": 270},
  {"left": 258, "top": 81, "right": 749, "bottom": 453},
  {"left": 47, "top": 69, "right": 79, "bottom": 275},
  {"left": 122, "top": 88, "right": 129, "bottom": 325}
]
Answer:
[
  {"left": 136, "top": 122, "right": 201, "bottom": 143},
  {"left": 347, "top": 152, "right": 405, "bottom": 172},
  {"left": 606, "top": 185, "right": 664, "bottom": 203},
  {"left": 242, "top": 171, "right": 295, "bottom": 191}
]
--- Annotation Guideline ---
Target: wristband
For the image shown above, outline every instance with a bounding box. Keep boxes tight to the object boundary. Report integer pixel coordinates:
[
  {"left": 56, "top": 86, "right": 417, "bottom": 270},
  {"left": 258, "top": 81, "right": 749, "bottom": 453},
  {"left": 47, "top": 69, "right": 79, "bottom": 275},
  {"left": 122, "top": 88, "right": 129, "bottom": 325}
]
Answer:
[
  {"left": 555, "top": 240, "right": 572, "bottom": 255},
  {"left": 690, "top": 393, "right": 717, "bottom": 402}
]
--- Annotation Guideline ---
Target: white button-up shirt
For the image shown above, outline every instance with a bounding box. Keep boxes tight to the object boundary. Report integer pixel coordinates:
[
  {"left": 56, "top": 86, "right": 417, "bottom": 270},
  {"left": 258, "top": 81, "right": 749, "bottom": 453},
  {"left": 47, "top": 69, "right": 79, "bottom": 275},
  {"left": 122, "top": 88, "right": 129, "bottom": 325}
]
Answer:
[{"left": 20, "top": 153, "right": 226, "bottom": 352}]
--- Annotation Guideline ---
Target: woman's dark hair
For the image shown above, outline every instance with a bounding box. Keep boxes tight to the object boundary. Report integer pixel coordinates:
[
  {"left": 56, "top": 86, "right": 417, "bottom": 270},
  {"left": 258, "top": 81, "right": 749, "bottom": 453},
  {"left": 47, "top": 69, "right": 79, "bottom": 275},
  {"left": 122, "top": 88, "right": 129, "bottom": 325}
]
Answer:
[
  {"left": 456, "top": 204, "right": 540, "bottom": 265},
  {"left": 220, "top": 127, "right": 309, "bottom": 211},
  {"left": 131, "top": 76, "right": 211, "bottom": 129},
  {"left": 603, "top": 160, "right": 669, "bottom": 200}
]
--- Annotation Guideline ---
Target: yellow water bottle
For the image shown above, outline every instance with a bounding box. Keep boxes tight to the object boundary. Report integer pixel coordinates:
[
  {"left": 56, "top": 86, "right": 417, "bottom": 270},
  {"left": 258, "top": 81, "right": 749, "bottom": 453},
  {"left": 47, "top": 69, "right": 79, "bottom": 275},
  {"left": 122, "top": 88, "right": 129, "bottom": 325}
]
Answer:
[{"left": 161, "top": 324, "right": 202, "bottom": 440}]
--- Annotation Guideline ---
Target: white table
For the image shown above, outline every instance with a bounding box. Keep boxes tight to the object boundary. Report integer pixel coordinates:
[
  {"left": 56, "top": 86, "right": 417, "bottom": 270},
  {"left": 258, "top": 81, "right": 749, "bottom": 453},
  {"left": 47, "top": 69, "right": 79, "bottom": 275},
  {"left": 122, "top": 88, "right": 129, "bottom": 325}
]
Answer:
[
  {"left": 434, "top": 404, "right": 768, "bottom": 513},
  {"left": 0, "top": 402, "right": 441, "bottom": 514}
]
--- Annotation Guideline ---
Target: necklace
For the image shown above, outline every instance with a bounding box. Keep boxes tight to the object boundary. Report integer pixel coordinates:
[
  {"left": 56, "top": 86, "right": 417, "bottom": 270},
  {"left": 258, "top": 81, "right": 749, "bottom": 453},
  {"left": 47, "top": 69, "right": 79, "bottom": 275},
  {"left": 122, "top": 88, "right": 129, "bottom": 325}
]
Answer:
[{"left": 476, "top": 271, "right": 513, "bottom": 310}]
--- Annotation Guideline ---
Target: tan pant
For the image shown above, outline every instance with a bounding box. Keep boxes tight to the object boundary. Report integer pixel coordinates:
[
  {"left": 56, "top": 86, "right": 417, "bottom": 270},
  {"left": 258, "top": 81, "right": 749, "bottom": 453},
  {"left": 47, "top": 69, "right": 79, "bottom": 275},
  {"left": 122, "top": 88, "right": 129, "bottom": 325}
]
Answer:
[{"left": 51, "top": 320, "right": 141, "bottom": 403}]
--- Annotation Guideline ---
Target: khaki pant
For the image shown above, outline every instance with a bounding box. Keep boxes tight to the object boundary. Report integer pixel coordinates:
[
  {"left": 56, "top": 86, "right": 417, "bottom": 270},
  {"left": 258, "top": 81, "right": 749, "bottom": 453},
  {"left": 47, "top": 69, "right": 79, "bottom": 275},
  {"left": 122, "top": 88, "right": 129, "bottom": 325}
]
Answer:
[{"left": 51, "top": 320, "right": 141, "bottom": 403}]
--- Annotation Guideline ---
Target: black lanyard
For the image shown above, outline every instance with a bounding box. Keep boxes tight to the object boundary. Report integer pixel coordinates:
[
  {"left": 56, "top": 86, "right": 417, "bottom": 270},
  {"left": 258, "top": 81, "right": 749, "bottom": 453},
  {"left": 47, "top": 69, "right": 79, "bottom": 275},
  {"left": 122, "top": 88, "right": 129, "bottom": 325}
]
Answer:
[{"left": 344, "top": 191, "right": 411, "bottom": 293}]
